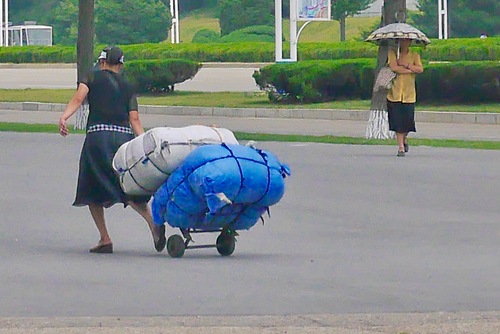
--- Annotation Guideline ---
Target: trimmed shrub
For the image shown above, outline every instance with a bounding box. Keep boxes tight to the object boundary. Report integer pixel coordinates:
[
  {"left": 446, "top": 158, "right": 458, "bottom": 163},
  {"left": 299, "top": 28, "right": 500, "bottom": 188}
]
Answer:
[
  {"left": 0, "top": 37, "right": 497, "bottom": 64},
  {"left": 417, "top": 61, "right": 500, "bottom": 102},
  {"left": 254, "top": 59, "right": 375, "bottom": 102},
  {"left": 219, "top": 25, "right": 275, "bottom": 43},
  {"left": 124, "top": 59, "right": 202, "bottom": 93},
  {"left": 0, "top": 45, "right": 76, "bottom": 63},
  {"left": 254, "top": 59, "right": 500, "bottom": 103},
  {"left": 192, "top": 29, "right": 220, "bottom": 43}
]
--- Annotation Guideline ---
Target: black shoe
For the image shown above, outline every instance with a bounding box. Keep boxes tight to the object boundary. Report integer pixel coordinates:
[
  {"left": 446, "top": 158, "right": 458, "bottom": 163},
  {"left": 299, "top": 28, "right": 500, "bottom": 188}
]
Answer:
[
  {"left": 90, "top": 243, "right": 113, "bottom": 253},
  {"left": 397, "top": 151, "right": 406, "bottom": 157},
  {"left": 154, "top": 224, "right": 166, "bottom": 252},
  {"left": 404, "top": 143, "right": 409, "bottom": 153}
]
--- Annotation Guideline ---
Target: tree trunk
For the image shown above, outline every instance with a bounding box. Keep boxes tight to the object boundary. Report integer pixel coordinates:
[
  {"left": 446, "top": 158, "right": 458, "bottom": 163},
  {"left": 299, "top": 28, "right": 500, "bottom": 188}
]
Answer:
[
  {"left": 369, "top": 0, "right": 406, "bottom": 111},
  {"left": 340, "top": 15, "right": 346, "bottom": 41},
  {"left": 77, "top": 0, "right": 94, "bottom": 84},
  {"left": 366, "top": 0, "right": 406, "bottom": 139}
]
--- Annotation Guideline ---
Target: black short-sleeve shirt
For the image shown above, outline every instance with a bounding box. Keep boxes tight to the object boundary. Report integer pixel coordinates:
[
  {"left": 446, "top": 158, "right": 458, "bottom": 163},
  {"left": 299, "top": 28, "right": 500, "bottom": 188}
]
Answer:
[{"left": 82, "top": 70, "right": 138, "bottom": 128}]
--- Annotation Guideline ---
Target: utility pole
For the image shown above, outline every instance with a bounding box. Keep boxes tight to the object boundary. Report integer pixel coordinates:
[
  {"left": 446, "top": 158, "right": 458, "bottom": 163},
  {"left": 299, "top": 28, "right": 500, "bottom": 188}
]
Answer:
[
  {"left": 0, "top": 0, "right": 3, "bottom": 46},
  {"left": 170, "top": 0, "right": 179, "bottom": 43},
  {"left": 77, "top": 0, "right": 94, "bottom": 84},
  {"left": 438, "top": 0, "right": 448, "bottom": 39},
  {"left": 0, "top": 0, "right": 9, "bottom": 46}
]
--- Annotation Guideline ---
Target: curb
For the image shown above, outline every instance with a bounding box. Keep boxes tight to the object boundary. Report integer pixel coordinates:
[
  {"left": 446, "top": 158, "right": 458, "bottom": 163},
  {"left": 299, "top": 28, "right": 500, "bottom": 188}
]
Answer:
[
  {"left": 1, "top": 102, "right": 499, "bottom": 125},
  {"left": 1, "top": 312, "right": 500, "bottom": 333}
]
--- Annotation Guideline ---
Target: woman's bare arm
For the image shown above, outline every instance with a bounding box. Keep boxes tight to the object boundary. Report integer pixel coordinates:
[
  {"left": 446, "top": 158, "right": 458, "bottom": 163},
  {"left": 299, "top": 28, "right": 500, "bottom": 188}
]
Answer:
[
  {"left": 59, "top": 83, "right": 89, "bottom": 136},
  {"left": 129, "top": 110, "right": 145, "bottom": 136}
]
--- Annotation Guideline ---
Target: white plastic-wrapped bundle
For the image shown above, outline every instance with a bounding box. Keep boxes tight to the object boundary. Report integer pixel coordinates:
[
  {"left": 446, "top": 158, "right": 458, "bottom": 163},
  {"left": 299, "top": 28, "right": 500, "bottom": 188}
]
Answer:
[{"left": 112, "top": 125, "right": 239, "bottom": 195}]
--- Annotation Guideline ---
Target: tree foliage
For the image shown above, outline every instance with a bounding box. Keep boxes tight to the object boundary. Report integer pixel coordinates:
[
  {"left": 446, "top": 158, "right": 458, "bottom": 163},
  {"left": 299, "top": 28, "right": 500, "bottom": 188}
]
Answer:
[
  {"left": 12, "top": 0, "right": 171, "bottom": 45},
  {"left": 179, "top": 0, "right": 218, "bottom": 12},
  {"left": 52, "top": 0, "right": 79, "bottom": 45},
  {"left": 411, "top": 0, "right": 500, "bottom": 38},
  {"left": 331, "top": 0, "right": 375, "bottom": 20},
  {"left": 8, "top": 0, "right": 59, "bottom": 26},
  {"left": 95, "top": 0, "right": 171, "bottom": 45},
  {"left": 218, "top": 0, "right": 274, "bottom": 36},
  {"left": 331, "top": 0, "right": 376, "bottom": 41}
]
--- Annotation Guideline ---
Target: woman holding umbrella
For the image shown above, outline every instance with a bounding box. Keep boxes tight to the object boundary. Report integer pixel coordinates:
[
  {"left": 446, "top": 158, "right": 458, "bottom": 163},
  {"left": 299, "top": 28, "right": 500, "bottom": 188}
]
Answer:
[
  {"left": 387, "top": 38, "right": 424, "bottom": 157},
  {"left": 365, "top": 23, "right": 429, "bottom": 153}
]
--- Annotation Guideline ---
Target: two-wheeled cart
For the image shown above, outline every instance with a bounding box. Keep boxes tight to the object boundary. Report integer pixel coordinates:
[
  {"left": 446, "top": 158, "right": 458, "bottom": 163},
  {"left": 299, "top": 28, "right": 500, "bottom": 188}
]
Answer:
[{"left": 166, "top": 226, "right": 239, "bottom": 258}]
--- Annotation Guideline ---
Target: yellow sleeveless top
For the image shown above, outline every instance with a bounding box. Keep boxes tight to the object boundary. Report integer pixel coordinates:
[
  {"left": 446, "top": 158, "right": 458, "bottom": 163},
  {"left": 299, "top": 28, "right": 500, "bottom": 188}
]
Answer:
[{"left": 386, "top": 49, "right": 422, "bottom": 104}]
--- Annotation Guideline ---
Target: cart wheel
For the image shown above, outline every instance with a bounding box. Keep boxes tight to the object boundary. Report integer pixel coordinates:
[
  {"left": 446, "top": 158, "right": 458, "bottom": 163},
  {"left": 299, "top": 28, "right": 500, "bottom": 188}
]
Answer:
[
  {"left": 216, "top": 233, "right": 236, "bottom": 256},
  {"left": 167, "top": 235, "right": 185, "bottom": 258}
]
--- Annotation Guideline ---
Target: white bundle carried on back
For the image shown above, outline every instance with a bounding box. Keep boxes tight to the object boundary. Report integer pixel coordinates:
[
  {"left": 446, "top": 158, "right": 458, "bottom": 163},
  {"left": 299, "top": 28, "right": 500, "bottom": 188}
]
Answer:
[{"left": 112, "top": 125, "right": 239, "bottom": 195}]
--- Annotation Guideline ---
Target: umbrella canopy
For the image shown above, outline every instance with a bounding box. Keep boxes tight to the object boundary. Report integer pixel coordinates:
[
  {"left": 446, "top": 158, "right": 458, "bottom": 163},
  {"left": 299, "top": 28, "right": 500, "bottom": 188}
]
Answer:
[{"left": 365, "top": 23, "right": 431, "bottom": 46}]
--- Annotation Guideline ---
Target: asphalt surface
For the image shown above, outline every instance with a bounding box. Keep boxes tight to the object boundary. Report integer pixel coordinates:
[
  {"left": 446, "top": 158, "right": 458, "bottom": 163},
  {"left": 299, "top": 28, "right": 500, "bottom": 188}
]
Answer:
[
  {"left": 0, "top": 63, "right": 262, "bottom": 92},
  {"left": 1, "top": 65, "right": 500, "bottom": 333},
  {"left": 1, "top": 109, "right": 500, "bottom": 333}
]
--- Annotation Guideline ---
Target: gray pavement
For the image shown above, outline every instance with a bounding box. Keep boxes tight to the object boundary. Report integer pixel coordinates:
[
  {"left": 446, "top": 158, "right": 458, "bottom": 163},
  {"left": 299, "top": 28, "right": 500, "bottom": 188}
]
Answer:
[
  {"left": 0, "top": 63, "right": 263, "bottom": 92},
  {"left": 1, "top": 102, "right": 500, "bottom": 141},
  {"left": 1, "top": 131, "right": 500, "bottom": 333},
  {"left": 1, "top": 67, "right": 500, "bottom": 332}
]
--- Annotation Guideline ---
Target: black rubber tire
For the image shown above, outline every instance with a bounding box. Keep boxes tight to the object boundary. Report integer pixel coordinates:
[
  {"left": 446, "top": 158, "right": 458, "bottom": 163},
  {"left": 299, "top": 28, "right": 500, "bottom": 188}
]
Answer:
[
  {"left": 167, "top": 234, "right": 185, "bottom": 258},
  {"left": 216, "top": 233, "right": 236, "bottom": 256}
]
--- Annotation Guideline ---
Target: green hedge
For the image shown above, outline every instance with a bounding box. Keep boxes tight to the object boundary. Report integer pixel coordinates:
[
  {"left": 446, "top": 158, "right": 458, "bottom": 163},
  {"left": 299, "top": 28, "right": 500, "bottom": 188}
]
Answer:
[
  {"left": 219, "top": 25, "right": 275, "bottom": 43},
  {"left": 192, "top": 29, "right": 220, "bottom": 43},
  {"left": 253, "top": 59, "right": 374, "bottom": 102},
  {"left": 0, "top": 37, "right": 497, "bottom": 63},
  {"left": 124, "top": 59, "right": 202, "bottom": 93},
  {"left": 253, "top": 59, "right": 500, "bottom": 103},
  {"left": 299, "top": 37, "right": 499, "bottom": 62},
  {"left": 0, "top": 45, "right": 76, "bottom": 63},
  {"left": 418, "top": 61, "right": 500, "bottom": 102}
]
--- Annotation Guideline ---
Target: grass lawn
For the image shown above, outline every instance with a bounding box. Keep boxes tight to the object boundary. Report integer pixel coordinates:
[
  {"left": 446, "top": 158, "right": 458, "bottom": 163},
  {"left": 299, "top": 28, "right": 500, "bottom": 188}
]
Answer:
[
  {"left": 178, "top": 9, "right": 379, "bottom": 43},
  {"left": 179, "top": 8, "right": 221, "bottom": 43},
  {"left": 1, "top": 89, "right": 499, "bottom": 113}
]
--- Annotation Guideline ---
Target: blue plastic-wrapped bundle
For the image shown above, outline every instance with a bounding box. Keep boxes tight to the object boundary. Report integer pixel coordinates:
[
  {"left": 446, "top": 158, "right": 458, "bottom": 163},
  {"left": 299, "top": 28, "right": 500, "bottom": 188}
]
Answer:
[{"left": 152, "top": 143, "right": 291, "bottom": 231}]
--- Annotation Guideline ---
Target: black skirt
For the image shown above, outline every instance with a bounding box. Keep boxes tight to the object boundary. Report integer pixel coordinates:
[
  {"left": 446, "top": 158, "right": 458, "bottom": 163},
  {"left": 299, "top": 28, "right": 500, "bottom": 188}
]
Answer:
[
  {"left": 387, "top": 100, "right": 416, "bottom": 133},
  {"left": 73, "top": 131, "right": 150, "bottom": 208}
]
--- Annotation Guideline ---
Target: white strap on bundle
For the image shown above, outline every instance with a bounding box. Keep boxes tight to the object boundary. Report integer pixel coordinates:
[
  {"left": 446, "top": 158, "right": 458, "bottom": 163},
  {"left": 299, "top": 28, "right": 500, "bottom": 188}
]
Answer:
[
  {"left": 113, "top": 125, "right": 240, "bottom": 195},
  {"left": 365, "top": 109, "right": 395, "bottom": 139}
]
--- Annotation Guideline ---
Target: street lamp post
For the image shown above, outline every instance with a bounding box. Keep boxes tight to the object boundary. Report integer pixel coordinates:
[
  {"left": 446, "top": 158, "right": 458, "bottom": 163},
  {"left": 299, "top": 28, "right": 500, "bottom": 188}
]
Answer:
[
  {"left": 0, "top": 0, "right": 3, "bottom": 46},
  {"left": 0, "top": 0, "right": 9, "bottom": 46},
  {"left": 438, "top": 0, "right": 448, "bottom": 39},
  {"left": 170, "top": 0, "right": 179, "bottom": 44}
]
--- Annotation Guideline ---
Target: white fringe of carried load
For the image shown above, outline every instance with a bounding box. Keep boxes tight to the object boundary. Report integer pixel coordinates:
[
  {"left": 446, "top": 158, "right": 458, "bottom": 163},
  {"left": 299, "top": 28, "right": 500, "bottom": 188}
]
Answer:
[
  {"left": 365, "top": 109, "right": 395, "bottom": 140},
  {"left": 74, "top": 104, "right": 89, "bottom": 130},
  {"left": 112, "top": 125, "right": 239, "bottom": 195}
]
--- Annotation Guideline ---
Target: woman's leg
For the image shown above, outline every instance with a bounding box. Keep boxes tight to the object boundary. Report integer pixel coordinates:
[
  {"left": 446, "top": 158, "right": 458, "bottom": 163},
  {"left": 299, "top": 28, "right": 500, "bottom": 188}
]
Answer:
[
  {"left": 396, "top": 132, "right": 406, "bottom": 155},
  {"left": 88, "top": 204, "right": 113, "bottom": 252},
  {"left": 128, "top": 201, "right": 166, "bottom": 252}
]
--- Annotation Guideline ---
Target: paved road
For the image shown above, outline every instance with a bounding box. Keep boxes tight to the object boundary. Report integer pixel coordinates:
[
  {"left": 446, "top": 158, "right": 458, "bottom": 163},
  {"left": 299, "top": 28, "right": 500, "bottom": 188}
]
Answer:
[
  {"left": 0, "top": 65, "right": 261, "bottom": 92},
  {"left": 2, "top": 65, "right": 500, "bottom": 333},
  {"left": 1, "top": 132, "right": 500, "bottom": 320}
]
